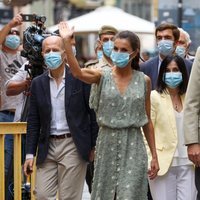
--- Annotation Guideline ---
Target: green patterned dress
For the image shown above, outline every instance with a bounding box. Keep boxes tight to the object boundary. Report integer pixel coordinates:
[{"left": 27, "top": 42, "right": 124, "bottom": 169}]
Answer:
[{"left": 90, "top": 68, "right": 149, "bottom": 200}]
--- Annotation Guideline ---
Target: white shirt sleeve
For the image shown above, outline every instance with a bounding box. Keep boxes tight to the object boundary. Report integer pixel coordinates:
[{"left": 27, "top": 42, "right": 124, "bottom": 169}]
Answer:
[{"left": 25, "top": 154, "right": 34, "bottom": 160}]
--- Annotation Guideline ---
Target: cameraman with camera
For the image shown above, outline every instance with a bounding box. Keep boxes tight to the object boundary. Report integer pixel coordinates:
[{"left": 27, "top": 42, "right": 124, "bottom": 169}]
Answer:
[
  {"left": 5, "top": 14, "right": 50, "bottom": 199},
  {"left": 0, "top": 13, "right": 27, "bottom": 200}
]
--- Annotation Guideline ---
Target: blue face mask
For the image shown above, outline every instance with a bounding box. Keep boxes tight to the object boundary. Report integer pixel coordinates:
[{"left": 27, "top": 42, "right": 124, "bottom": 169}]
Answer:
[
  {"left": 97, "top": 50, "right": 103, "bottom": 60},
  {"left": 163, "top": 72, "right": 183, "bottom": 88},
  {"left": 103, "top": 40, "right": 114, "bottom": 57},
  {"left": 4, "top": 35, "right": 20, "bottom": 50},
  {"left": 110, "top": 51, "right": 131, "bottom": 68},
  {"left": 44, "top": 52, "right": 63, "bottom": 70},
  {"left": 175, "top": 46, "right": 186, "bottom": 58},
  {"left": 157, "top": 40, "right": 174, "bottom": 56}
]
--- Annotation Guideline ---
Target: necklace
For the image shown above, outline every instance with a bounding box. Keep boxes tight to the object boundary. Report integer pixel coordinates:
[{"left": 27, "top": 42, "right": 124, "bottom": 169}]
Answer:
[
  {"left": 169, "top": 94, "right": 182, "bottom": 112},
  {"left": 174, "top": 103, "right": 179, "bottom": 111}
]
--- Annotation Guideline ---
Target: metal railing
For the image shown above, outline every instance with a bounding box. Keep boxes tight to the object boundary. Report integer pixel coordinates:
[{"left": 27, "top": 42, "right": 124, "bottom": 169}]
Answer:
[{"left": 0, "top": 122, "right": 36, "bottom": 200}]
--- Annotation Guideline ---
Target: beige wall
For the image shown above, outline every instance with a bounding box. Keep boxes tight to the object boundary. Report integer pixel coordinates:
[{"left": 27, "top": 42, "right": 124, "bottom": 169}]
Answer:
[{"left": 30, "top": 0, "right": 54, "bottom": 27}]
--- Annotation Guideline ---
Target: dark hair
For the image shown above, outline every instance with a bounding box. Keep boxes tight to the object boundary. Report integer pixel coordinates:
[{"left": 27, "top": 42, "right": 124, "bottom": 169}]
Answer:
[
  {"left": 156, "top": 55, "right": 188, "bottom": 95},
  {"left": 114, "top": 30, "right": 140, "bottom": 70},
  {"left": 155, "top": 23, "right": 180, "bottom": 42}
]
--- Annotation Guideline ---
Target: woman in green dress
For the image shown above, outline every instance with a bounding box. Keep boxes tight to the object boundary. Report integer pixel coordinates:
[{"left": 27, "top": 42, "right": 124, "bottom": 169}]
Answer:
[{"left": 59, "top": 22, "right": 159, "bottom": 200}]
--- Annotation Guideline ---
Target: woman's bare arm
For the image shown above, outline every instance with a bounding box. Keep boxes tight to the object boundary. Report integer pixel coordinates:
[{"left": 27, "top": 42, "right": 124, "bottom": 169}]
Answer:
[
  {"left": 59, "top": 21, "right": 101, "bottom": 84},
  {"left": 142, "top": 75, "right": 159, "bottom": 179}
]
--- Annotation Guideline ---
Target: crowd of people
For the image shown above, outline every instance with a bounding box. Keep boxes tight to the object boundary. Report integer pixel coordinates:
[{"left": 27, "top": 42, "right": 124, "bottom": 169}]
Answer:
[{"left": 0, "top": 12, "right": 200, "bottom": 200}]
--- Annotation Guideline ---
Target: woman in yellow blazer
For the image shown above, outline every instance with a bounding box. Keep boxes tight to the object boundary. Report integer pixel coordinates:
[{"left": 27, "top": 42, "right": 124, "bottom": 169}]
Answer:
[{"left": 149, "top": 55, "right": 197, "bottom": 200}]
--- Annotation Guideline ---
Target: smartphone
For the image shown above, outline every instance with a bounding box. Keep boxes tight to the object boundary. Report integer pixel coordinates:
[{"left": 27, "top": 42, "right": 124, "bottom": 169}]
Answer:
[{"left": 21, "top": 14, "right": 35, "bottom": 22}]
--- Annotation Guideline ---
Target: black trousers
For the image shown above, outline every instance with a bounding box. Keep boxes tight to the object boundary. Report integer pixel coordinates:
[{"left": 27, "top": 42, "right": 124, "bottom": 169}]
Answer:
[
  {"left": 85, "top": 162, "right": 94, "bottom": 194},
  {"left": 196, "top": 167, "right": 200, "bottom": 200}
]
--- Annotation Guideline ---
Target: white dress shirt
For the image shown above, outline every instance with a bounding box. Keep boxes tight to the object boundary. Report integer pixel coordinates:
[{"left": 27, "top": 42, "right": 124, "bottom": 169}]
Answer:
[
  {"left": 49, "top": 71, "right": 70, "bottom": 136},
  {"left": 26, "top": 69, "right": 70, "bottom": 159},
  {"left": 171, "top": 110, "right": 192, "bottom": 166}
]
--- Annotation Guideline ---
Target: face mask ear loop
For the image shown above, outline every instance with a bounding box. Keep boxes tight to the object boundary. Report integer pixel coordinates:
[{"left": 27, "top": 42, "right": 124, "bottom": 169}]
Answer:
[
  {"left": 60, "top": 51, "right": 65, "bottom": 65},
  {"left": 124, "top": 52, "right": 135, "bottom": 67},
  {"left": 98, "top": 39, "right": 103, "bottom": 47},
  {"left": 139, "top": 56, "right": 145, "bottom": 63},
  {"left": 129, "top": 51, "right": 136, "bottom": 62}
]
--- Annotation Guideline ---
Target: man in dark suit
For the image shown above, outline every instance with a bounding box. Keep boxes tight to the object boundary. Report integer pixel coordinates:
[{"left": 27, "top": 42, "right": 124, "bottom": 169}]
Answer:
[
  {"left": 23, "top": 35, "right": 98, "bottom": 199},
  {"left": 140, "top": 23, "right": 192, "bottom": 90}
]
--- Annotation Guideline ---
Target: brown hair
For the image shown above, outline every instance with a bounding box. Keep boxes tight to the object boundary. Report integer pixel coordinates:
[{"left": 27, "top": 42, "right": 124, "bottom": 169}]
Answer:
[{"left": 155, "top": 23, "right": 180, "bottom": 42}]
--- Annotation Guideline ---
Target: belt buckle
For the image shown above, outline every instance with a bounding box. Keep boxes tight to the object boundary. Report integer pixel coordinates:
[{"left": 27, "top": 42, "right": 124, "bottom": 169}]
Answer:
[{"left": 50, "top": 133, "right": 71, "bottom": 139}]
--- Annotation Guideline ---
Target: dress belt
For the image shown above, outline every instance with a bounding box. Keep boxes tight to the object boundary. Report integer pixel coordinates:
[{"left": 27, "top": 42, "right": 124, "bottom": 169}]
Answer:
[
  {"left": 0, "top": 110, "right": 15, "bottom": 115},
  {"left": 50, "top": 133, "right": 72, "bottom": 139}
]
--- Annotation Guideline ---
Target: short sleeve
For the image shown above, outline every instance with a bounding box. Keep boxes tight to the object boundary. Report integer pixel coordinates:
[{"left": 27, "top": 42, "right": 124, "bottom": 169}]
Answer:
[{"left": 89, "top": 68, "right": 110, "bottom": 112}]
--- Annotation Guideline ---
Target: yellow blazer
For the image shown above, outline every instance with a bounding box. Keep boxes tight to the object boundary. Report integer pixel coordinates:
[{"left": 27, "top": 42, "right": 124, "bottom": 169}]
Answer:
[{"left": 150, "top": 90, "right": 185, "bottom": 176}]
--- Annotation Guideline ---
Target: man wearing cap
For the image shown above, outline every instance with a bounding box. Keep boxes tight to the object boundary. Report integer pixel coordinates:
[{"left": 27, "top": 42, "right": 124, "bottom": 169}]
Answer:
[
  {"left": 85, "top": 25, "right": 118, "bottom": 69},
  {"left": 0, "top": 13, "right": 27, "bottom": 200}
]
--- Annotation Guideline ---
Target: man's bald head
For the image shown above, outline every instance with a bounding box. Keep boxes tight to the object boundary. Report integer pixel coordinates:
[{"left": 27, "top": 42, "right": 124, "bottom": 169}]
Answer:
[{"left": 42, "top": 35, "right": 64, "bottom": 51}]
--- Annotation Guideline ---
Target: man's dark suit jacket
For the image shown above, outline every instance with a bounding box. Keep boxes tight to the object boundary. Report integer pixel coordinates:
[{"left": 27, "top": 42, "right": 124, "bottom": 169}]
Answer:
[
  {"left": 140, "top": 56, "right": 193, "bottom": 90},
  {"left": 26, "top": 66, "right": 99, "bottom": 165}
]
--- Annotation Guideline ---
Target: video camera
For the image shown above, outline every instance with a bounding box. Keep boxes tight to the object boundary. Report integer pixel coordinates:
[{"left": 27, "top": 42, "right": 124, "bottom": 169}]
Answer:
[{"left": 21, "top": 14, "right": 51, "bottom": 78}]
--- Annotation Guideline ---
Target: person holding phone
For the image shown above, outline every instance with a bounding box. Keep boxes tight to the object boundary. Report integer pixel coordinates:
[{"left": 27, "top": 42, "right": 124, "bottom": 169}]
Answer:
[{"left": 0, "top": 13, "right": 27, "bottom": 200}]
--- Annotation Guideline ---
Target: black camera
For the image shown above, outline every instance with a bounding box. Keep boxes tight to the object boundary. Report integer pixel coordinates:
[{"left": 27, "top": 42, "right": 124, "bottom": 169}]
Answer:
[
  {"left": 21, "top": 14, "right": 50, "bottom": 78},
  {"left": 21, "top": 14, "right": 46, "bottom": 23}
]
